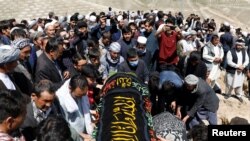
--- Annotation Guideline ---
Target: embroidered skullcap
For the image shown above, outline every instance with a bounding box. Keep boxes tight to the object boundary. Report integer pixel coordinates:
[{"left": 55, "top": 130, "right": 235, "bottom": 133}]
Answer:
[{"left": 109, "top": 42, "right": 121, "bottom": 52}]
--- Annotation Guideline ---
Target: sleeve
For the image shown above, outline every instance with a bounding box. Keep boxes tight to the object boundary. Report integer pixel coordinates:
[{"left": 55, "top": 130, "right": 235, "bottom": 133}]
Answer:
[
  {"left": 220, "top": 46, "right": 224, "bottom": 60},
  {"left": 187, "top": 91, "right": 206, "bottom": 117},
  {"left": 226, "top": 51, "right": 238, "bottom": 68},
  {"left": 243, "top": 50, "right": 249, "bottom": 68},
  {"left": 202, "top": 46, "right": 215, "bottom": 63},
  {"left": 143, "top": 63, "right": 150, "bottom": 83}
]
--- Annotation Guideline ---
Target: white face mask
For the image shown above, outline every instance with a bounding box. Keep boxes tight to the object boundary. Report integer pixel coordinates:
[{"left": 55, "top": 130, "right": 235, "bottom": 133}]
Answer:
[
  {"left": 140, "top": 28, "right": 146, "bottom": 33},
  {"left": 129, "top": 60, "right": 139, "bottom": 67}
]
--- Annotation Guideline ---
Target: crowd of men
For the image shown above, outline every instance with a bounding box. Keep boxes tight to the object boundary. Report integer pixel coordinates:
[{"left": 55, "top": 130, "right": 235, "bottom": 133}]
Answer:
[{"left": 0, "top": 8, "right": 250, "bottom": 141}]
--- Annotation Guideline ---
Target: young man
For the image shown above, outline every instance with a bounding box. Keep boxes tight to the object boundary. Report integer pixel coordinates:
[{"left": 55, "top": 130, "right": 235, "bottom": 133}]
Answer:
[
  {"left": 0, "top": 90, "right": 26, "bottom": 141},
  {"left": 118, "top": 48, "right": 149, "bottom": 84}
]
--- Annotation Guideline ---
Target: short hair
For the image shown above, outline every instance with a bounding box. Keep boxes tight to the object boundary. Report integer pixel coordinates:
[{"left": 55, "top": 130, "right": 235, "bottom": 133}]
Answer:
[
  {"left": 122, "top": 26, "right": 132, "bottom": 34},
  {"left": 37, "top": 115, "right": 73, "bottom": 141},
  {"left": 157, "top": 11, "right": 164, "bottom": 19},
  {"left": 33, "top": 80, "right": 55, "bottom": 97},
  {"left": 72, "top": 53, "right": 85, "bottom": 65},
  {"left": 81, "top": 64, "right": 99, "bottom": 79},
  {"left": 127, "top": 48, "right": 138, "bottom": 58},
  {"left": 0, "top": 90, "right": 26, "bottom": 123},
  {"left": 102, "top": 31, "right": 111, "bottom": 40},
  {"left": 187, "top": 124, "right": 208, "bottom": 141},
  {"left": 45, "top": 37, "right": 60, "bottom": 53},
  {"left": 145, "top": 19, "right": 154, "bottom": 27},
  {"left": 10, "top": 28, "right": 27, "bottom": 40},
  {"left": 69, "top": 75, "right": 88, "bottom": 91},
  {"left": 211, "top": 34, "right": 219, "bottom": 42},
  {"left": 88, "top": 47, "right": 100, "bottom": 58},
  {"left": 188, "top": 51, "right": 201, "bottom": 62}
]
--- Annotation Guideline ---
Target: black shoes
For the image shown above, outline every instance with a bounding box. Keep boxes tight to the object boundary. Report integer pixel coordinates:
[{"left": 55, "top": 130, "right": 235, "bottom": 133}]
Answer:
[
  {"left": 224, "top": 94, "right": 231, "bottom": 99},
  {"left": 236, "top": 97, "right": 243, "bottom": 103}
]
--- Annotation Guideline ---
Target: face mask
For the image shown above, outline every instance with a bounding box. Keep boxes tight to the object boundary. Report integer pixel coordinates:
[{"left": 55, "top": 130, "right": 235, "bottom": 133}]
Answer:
[
  {"left": 129, "top": 60, "right": 139, "bottom": 67},
  {"left": 137, "top": 49, "right": 146, "bottom": 56},
  {"left": 140, "top": 28, "right": 146, "bottom": 33}
]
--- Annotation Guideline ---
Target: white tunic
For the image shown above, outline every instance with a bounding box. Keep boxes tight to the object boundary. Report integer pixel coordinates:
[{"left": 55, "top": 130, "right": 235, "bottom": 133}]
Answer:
[
  {"left": 203, "top": 44, "right": 224, "bottom": 81},
  {"left": 226, "top": 50, "right": 249, "bottom": 88},
  {"left": 0, "top": 72, "right": 16, "bottom": 90}
]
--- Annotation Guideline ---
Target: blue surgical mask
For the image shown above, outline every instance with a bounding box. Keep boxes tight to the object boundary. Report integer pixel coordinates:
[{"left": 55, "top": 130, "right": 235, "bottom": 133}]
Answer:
[{"left": 129, "top": 60, "right": 139, "bottom": 67}]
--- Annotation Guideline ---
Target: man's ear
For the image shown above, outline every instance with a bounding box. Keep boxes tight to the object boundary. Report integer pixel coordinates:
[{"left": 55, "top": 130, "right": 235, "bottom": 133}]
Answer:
[
  {"left": 31, "top": 93, "right": 37, "bottom": 101},
  {"left": 5, "top": 117, "right": 14, "bottom": 130}
]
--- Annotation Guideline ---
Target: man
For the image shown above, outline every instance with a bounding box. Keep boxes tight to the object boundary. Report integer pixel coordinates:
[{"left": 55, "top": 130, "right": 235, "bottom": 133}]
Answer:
[
  {"left": 100, "top": 42, "right": 124, "bottom": 76},
  {"left": 118, "top": 48, "right": 149, "bottom": 83},
  {"left": 0, "top": 45, "right": 20, "bottom": 90},
  {"left": 118, "top": 26, "right": 137, "bottom": 59},
  {"left": 56, "top": 75, "right": 93, "bottom": 140},
  {"left": 21, "top": 79, "right": 60, "bottom": 141},
  {"left": 35, "top": 37, "right": 69, "bottom": 90},
  {"left": 155, "top": 20, "right": 181, "bottom": 71},
  {"left": 142, "top": 19, "right": 158, "bottom": 57},
  {"left": 225, "top": 38, "right": 249, "bottom": 102},
  {"left": 12, "top": 38, "right": 33, "bottom": 95},
  {"left": 176, "top": 74, "right": 219, "bottom": 130},
  {"left": 220, "top": 23, "right": 233, "bottom": 69},
  {"left": 202, "top": 34, "right": 224, "bottom": 88},
  {"left": 135, "top": 36, "right": 152, "bottom": 70},
  {"left": 99, "top": 31, "right": 111, "bottom": 56},
  {"left": 70, "top": 53, "right": 87, "bottom": 77},
  {"left": 44, "top": 22, "right": 55, "bottom": 38}
]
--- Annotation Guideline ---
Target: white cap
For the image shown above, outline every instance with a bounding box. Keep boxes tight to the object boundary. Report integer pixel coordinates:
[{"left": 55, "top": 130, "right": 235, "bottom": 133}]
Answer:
[
  {"left": 109, "top": 42, "right": 121, "bottom": 52},
  {"left": 224, "top": 21, "right": 230, "bottom": 26},
  {"left": 78, "top": 15, "right": 84, "bottom": 20},
  {"left": 137, "top": 36, "right": 147, "bottom": 44},
  {"left": 117, "top": 15, "right": 123, "bottom": 22},
  {"left": 89, "top": 15, "right": 96, "bottom": 22}
]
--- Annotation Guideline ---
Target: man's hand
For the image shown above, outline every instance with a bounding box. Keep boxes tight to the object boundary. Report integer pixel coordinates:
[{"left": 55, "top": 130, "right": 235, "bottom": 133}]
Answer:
[
  {"left": 63, "top": 71, "right": 70, "bottom": 79},
  {"left": 182, "top": 115, "right": 190, "bottom": 123},
  {"left": 170, "top": 101, "right": 176, "bottom": 111}
]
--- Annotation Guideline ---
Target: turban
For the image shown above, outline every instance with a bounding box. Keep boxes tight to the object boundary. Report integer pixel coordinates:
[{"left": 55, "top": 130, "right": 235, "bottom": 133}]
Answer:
[
  {"left": 12, "top": 38, "right": 31, "bottom": 49},
  {"left": 0, "top": 45, "right": 20, "bottom": 64}
]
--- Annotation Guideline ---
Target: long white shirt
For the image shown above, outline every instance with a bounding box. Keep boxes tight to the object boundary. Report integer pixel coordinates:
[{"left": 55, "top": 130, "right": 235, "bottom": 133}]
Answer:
[
  {"left": 226, "top": 50, "right": 249, "bottom": 87},
  {"left": 0, "top": 72, "right": 16, "bottom": 90},
  {"left": 203, "top": 43, "right": 224, "bottom": 80}
]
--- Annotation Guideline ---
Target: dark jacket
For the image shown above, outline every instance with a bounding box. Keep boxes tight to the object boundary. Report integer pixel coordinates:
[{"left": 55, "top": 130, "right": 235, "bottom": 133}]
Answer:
[
  {"left": 186, "top": 61, "right": 207, "bottom": 80},
  {"left": 118, "top": 59, "right": 149, "bottom": 83},
  {"left": 226, "top": 48, "right": 246, "bottom": 74},
  {"left": 35, "top": 53, "right": 64, "bottom": 90},
  {"left": 180, "top": 78, "right": 219, "bottom": 117},
  {"left": 20, "top": 101, "right": 61, "bottom": 141}
]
